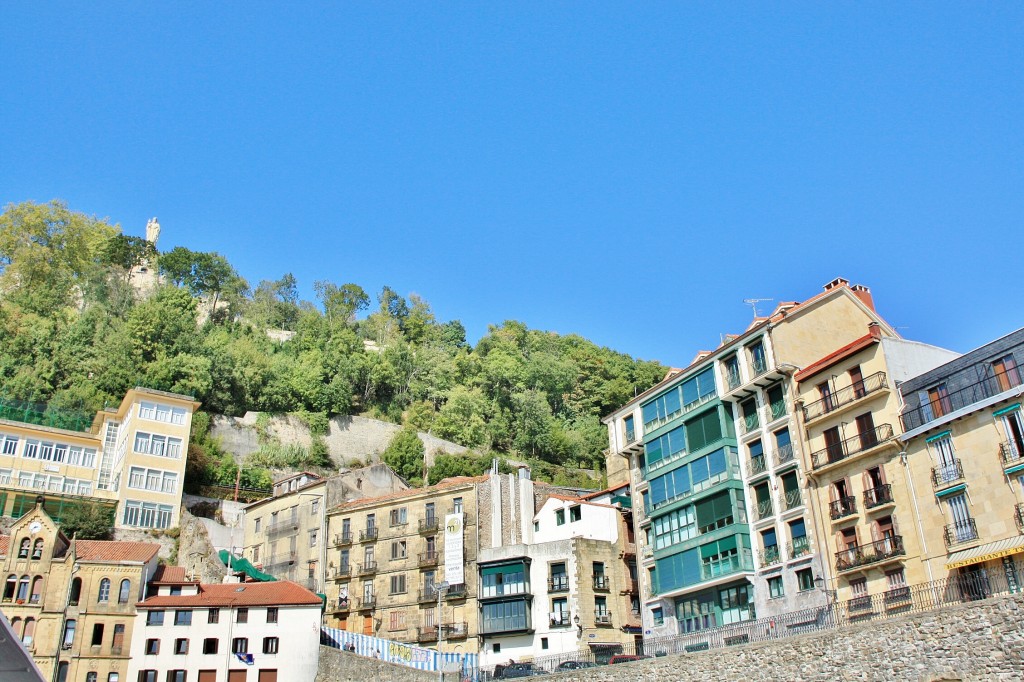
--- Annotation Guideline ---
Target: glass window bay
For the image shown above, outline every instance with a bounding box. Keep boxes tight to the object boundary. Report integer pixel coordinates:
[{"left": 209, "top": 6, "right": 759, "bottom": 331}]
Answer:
[{"left": 640, "top": 371, "right": 754, "bottom": 629}]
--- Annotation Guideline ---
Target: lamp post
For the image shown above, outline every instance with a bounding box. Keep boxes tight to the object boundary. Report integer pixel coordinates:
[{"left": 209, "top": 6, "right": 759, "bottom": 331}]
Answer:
[
  {"left": 433, "top": 580, "right": 449, "bottom": 682},
  {"left": 813, "top": 575, "right": 837, "bottom": 628}
]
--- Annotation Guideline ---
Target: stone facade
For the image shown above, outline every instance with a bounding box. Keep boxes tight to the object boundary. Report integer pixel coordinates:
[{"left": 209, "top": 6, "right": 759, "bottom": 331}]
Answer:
[{"left": 547, "top": 592, "right": 1024, "bottom": 681}]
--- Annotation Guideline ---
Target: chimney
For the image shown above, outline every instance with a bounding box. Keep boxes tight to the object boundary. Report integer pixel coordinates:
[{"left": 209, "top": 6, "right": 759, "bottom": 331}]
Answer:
[
  {"left": 851, "top": 284, "right": 875, "bottom": 311},
  {"left": 823, "top": 277, "right": 850, "bottom": 291}
]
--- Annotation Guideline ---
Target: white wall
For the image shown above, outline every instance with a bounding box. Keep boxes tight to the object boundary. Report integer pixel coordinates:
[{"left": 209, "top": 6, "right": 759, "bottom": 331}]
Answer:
[{"left": 533, "top": 499, "right": 618, "bottom": 544}]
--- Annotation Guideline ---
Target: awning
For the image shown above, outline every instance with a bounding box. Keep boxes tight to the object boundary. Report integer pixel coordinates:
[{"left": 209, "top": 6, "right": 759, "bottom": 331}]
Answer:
[{"left": 945, "top": 535, "right": 1024, "bottom": 569}]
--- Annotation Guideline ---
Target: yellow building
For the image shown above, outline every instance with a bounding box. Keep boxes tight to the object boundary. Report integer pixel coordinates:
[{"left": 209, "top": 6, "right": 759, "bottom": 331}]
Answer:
[
  {"left": 0, "top": 387, "right": 199, "bottom": 531},
  {"left": 0, "top": 498, "right": 162, "bottom": 681},
  {"left": 897, "top": 327, "right": 1024, "bottom": 585}
]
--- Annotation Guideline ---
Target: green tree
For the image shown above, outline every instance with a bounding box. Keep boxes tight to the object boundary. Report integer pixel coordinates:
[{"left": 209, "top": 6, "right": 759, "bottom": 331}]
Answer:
[
  {"left": 314, "top": 281, "right": 369, "bottom": 327},
  {"left": 59, "top": 503, "right": 116, "bottom": 540},
  {"left": 102, "top": 234, "right": 157, "bottom": 282},
  {"left": 427, "top": 451, "right": 491, "bottom": 484},
  {"left": 380, "top": 427, "right": 425, "bottom": 481}
]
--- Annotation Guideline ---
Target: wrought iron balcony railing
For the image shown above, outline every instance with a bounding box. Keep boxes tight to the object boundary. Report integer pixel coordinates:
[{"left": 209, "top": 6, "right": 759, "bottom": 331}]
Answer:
[
  {"left": 864, "top": 484, "right": 894, "bottom": 509},
  {"left": 749, "top": 455, "right": 768, "bottom": 476},
  {"left": 901, "top": 373, "right": 1021, "bottom": 432},
  {"left": 594, "top": 611, "right": 613, "bottom": 625},
  {"left": 774, "top": 442, "right": 796, "bottom": 467},
  {"left": 810, "top": 424, "right": 894, "bottom": 469},
  {"left": 755, "top": 499, "right": 774, "bottom": 521},
  {"left": 418, "top": 551, "right": 439, "bottom": 568},
  {"left": 803, "top": 372, "right": 888, "bottom": 421},
  {"left": 419, "top": 517, "right": 440, "bottom": 533},
  {"left": 333, "top": 532, "right": 353, "bottom": 546},
  {"left": 783, "top": 489, "right": 802, "bottom": 511},
  {"left": 829, "top": 496, "right": 857, "bottom": 520},
  {"left": 1016, "top": 504, "right": 1024, "bottom": 532},
  {"left": 549, "top": 612, "right": 571, "bottom": 627},
  {"left": 931, "top": 460, "right": 964, "bottom": 489},
  {"left": 999, "top": 440, "right": 1024, "bottom": 467},
  {"left": 359, "top": 527, "right": 378, "bottom": 542},
  {"left": 759, "top": 545, "right": 781, "bottom": 567},
  {"left": 943, "top": 519, "right": 979, "bottom": 547},
  {"left": 789, "top": 536, "right": 811, "bottom": 560},
  {"left": 593, "top": 576, "right": 610, "bottom": 591},
  {"left": 547, "top": 576, "right": 569, "bottom": 592},
  {"left": 357, "top": 561, "right": 378, "bottom": 575},
  {"left": 835, "top": 536, "right": 904, "bottom": 572}
]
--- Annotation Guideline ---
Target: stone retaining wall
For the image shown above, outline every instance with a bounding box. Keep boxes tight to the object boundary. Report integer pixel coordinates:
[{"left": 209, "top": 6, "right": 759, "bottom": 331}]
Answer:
[
  {"left": 549, "top": 592, "right": 1024, "bottom": 681},
  {"left": 316, "top": 645, "right": 438, "bottom": 682}
]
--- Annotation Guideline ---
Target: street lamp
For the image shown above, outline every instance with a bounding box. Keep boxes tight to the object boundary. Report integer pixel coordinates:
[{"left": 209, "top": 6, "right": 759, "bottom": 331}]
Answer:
[{"left": 433, "top": 581, "right": 449, "bottom": 682}]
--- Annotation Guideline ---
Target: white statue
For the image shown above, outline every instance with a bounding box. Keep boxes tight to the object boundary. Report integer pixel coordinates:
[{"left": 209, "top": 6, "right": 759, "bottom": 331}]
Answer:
[{"left": 145, "top": 217, "right": 161, "bottom": 245}]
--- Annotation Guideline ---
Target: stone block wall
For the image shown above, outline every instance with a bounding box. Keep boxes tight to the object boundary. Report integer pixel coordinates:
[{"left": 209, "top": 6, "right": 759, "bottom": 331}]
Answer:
[{"left": 316, "top": 645, "right": 437, "bottom": 682}]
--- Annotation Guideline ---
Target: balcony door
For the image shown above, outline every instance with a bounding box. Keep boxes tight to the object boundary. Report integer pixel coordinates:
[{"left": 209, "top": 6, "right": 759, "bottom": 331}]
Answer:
[
  {"left": 855, "top": 412, "right": 877, "bottom": 449},
  {"left": 1001, "top": 410, "right": 1024, "bottom": 458},
  {"left": 947, "top": 494, "right": 974, "bottom": 542},
  {"left": 932, "top": 436, "right": 959, "bottom": 483}
]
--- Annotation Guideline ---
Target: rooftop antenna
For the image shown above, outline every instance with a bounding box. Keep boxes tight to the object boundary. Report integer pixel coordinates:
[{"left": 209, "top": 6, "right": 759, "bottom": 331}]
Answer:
[{"left": 743, "top": 298, "right": 773, "bottom": 318}]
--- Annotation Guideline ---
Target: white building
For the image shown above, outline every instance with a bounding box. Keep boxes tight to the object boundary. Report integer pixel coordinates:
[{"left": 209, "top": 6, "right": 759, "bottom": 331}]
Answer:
[{"left": 127, "top": 578, "right": 322, "bottom": 682}]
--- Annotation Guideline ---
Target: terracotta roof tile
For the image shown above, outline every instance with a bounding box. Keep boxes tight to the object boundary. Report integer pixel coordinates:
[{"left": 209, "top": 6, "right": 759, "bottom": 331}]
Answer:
[
  {"left": 74, "top": 540, "right": 161, "bottom": 564},
  {"left": 0, "top": 535, "right": 8, "bottom": 556},
  {"left": 151, "top": 565, "right": 192, "bottom": 584},
  {"left": 331, "top": 475, "right": 489, "bottom": 513},
  {"left": 137, "top": 580, "right": 322, "bottom": 608},
  {"left": 794, "top": 327, "right": 882, "bottom": 383}
]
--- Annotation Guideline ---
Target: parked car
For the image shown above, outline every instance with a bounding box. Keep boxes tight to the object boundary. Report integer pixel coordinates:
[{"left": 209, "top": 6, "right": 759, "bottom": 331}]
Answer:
[
  {"left": 555, "top": 661, "right": 598, "bottom": 670},
  {"left": 495, "top": 663, "right": 547, "bottom": 678},
  {"left": 608, "top": 655, "right": 644, "bottom": 665}
]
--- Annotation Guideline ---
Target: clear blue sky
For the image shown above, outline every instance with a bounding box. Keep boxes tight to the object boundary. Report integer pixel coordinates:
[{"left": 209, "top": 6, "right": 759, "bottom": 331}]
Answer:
[{"left": 3, "top": 3, "right": 1022, "bottom": 367}]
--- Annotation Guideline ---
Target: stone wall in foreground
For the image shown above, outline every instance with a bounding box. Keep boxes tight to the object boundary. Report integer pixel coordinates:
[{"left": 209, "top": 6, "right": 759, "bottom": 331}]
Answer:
[
  {"left": 316, "top": 645, "right": 437, "bottom": 682},
  {"left": 549, "top": 592, "right": 1024, "bottom": 682}
]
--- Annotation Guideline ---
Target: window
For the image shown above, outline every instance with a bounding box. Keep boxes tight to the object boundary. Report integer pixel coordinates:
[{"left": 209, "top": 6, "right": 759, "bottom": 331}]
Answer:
[
  {"left": 493, "top": 643, "right": 501, "bottom": 654},
  {"left": 232, "top": 638, "right": 249, "bottom": 654},
  {"left": 112, "top": 624, "right": 125, "bottom": 652},
  {"left": 174, "top": 610, "right": 192, "bottom": 626},
  {"left": 266, "top": 607, "right": 278, "bottom": 623},
  {"left": 311, "top": 498, "right": 319, "bottom": 515},
  {"left": 236, "top": 608, "right": 248, "bottom": 624},
  {"left": 62, "top": 620, "right": 76, "bottom": 649},
  {"left": 797, "top": 568, "right": 815, "bottom": 592},
  {"left": 645, "top": 424, "right": 687, "bottom": 469},
  {"left": 170, "top": 586, "right": 182, "bottom": 596},
  {"left": 480, "top": 563, "right": 527, "bottom": 598},
  {"left": 108, "top": 674, "right": 119, "bottom": 682},
  {"left": 91, "top": 623, "right": 105, "bottom": 646},
  {"left": 389, "top": 507, "right": 407, "bottom": 526},
  {"left": 87, "top": 675, "right": 97, "bottom": 682},
  {"left": 122, "top": 500, "right": 175, "bottom": 529},
  {"left": 652, "top": 606, "right": 664, "bottom": 626},
  {"left": 481, "top": 599, "right": 528, "bottom": 633},
  {"left": 453, "top": 497, "right": 463, "bottom": 514},
  {"left": 850, "top": 577, "right": 868, "bottom": 598},
  {"left": 166, "top": 672, "right": 186, "bottom": 682},
  {"left": 255, "top": 517, "right": 261, "bottom": 533},
  {"left": 993, "top": 355, "right": 1021, "bottom": 392},
  {"left": 555, "top": 509, "right": 565, "bottom": 526},
  {"left": 203, "top": 638, "right": 219, "bottom": 654},
  {"left": 147, "top": 611, "right": 165, "bottom": 626},
  {"left": 97, "top": 578, "right": 111, "bottom": 602},
  {"left": 174, "top": 638, "right": 189, "bottom": 655},
  {"left": 927, "top": 384, "right": 952, "bottom": 419},
  {"left": 1, "top": 434, "right": 19, "bottom": 455},
  {"left": 208, "top": 608, "right": 219, "bottom": 624},
  {"left": 387, "top": 610, "right": 407, "bottom": 632},
  {"left": 569, "top": 505, "right": 582, "bottom": 522},
  {"left": 145, "top": 639, "right": 160, "bottom": 655},
  {"left": 309, "top": 529, "right": 318, "bottom": 547},
  {"left": 768, "top": 575, "right": 784, "bottom": 599},
  {"left": 541, "top": 637, "right": 548, "bottom": 650},
  {"left": 390, "top": 574, "right": 407, "bottom": 594},
  {"left": 391, "top": 540, "right": 407, "bottom": 560},
  {"left": 642, "top": 386, "right": 683, "bottom": 429},
  {"left": 263, "top": 637, "right": 279, "bottom": 654},
  {"left": 119, "top": 579, "right": 132, "bottom": 604},
  {"left": 138, "top": 672, "right": 158, "bottom": 682},
  {"left": 931, "top": 435, "right": 959, "bottom": 483}
]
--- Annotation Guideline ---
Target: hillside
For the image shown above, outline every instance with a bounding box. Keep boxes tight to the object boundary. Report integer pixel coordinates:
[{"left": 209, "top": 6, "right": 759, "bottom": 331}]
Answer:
[{"left": 0, "top": 200, "right": 666, "bottom": 486}]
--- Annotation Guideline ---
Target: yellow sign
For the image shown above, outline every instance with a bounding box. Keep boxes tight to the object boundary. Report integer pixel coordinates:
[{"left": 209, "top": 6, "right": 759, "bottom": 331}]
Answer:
[{"left": 946, "top": 547, "right": 1024, "bottom": 569}]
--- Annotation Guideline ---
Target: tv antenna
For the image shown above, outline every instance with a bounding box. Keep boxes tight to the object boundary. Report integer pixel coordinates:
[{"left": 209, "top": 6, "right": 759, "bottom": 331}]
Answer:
[{"left": 743, "top": 298, "right": 773, "bottom": 318}]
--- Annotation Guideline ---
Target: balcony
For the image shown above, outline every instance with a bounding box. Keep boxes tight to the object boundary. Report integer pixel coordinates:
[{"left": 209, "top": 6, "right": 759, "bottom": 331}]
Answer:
[
  {"left": 593, "top": 576, "right": 610, "bottom": 591},
  {"left": 782, "top": 489, "right": 802, "bottom": 511},
  {"left": 622, "top": 579, "right": 639, "bottom": 594},
  {"left": 766, "top": 398, "right": 787, "bottom": 423},
  {"left": 810, "top": 424, "right": 894, "bottom": 470},
  {"left": 358, "top": 561, "right": 378, "bottom": 576},
  {"left": 1016, "top": 504, "right": 1024, "bottom": 532},
  {"left": 943, "top": 519, "right": 979, "bottom": 548},
  {"left": 829, "top": 496, "right": 857, "bottom": 521},
  {"left": 359, "top": 527, "right": 378, "bottom": 542},
  {"left": 266, "top": 518, "right": 300, "bottom": 537},
  {"left": 417, "top": 626, "right": 439, "bottom": 643},
  {"left": 700, "top": 550, "right": 754, "bottom": 581},
  {"left": 725, "top": 367, "right": 742, "bottom": 391},
  {"left": 445, "top": 584, "right": 467, "bottom": 600},
  {"left": 788, "top": 536, "right": 811, "bottom": 560},
  {"left": 932, "top": 460, "right": 965, "bottom": 490},
  {"left": 748, "top": 455, "right": 768, "bottom": 476},
  {"left": 357, "top": 596, "right": 376, "bottom": 610},
  {"left": 331, "top": 597, "right": 351, "bottom": 615},
  {"left": 774, "top": 442, "right": 796, "bottom": 468},
  {"left": 333, "top": 532, "right": 353, "bottom": 547},
  {"left": 999, "top": 441, "right": 1024, "bottom": 469},
  {"left": 419, "top": 516, "right": 440, "bottom": 534},
  {"left": 329, "top": 564, "right": 351, "bottom": 581},
  {"left": 803, "top": 372, "right": 888, "bottom": 422},
  {"left": 742, "top": 411, "right": 760, "bottom": 434},
  {"left": 418, "top": 588, "right": 440, "bottom": 604},
  {"left": 863, "top": 484, "right": 894, "bottom": 509},
  {"left": 758, "top": 545, "right": 781, "bottom": 567},
  {"left": 442, "top": 622, "right": 469, "bottom": 639},
  {"left": 418, "top": 551, "right": 439, "bottom": 568},
  {"left": 549, "top": 612, "right": 571, "bottom": 628},
  {"left": 835, "top": 536, "right": 904, "bottom": 572},
  {"left": 755, "top": 499, "right": 774, "bottom": 521},
  {"left": 901, "top": 373, "right": 1019, "bottom": 432},
  {"left": 547, "top": 576, "right": 569, "bottom": 593},
  {"left": 594, "top": 611, "right": 613, "bottom": 626},
  {"left": 265, "top": 552, "right": 297, "bottom": 569}
]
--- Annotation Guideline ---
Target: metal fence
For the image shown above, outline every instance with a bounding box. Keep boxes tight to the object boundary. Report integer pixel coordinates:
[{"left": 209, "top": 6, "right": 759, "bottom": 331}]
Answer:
[{"left": 481, "top": 563, "right": 1024, "bottom": 678}]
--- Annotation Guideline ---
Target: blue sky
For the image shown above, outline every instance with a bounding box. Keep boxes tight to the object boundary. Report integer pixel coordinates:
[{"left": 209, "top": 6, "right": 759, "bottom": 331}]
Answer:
[{"left": 2, "top": 3, "right": 1022, "bottom": 367}]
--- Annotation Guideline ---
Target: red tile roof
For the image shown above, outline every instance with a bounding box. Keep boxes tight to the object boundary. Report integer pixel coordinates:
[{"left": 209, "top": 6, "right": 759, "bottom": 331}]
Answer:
[
  {"left": 0, "top": 535, "right": 8, "bottom": 557},
  {"left": 151, "top": 565, "right": 192, "bottom": 584},
  {"left": 137, "top": 580, "right": 323, "bottom": 608},
  {"left": 794, "top": 327, "right": 882, "bottom": 383},
  {"left": 332, "top": 475, "right": 489, "bottom": 512},
  {"left": 74, "top": 540, "right": 161, "bottom": 564}
]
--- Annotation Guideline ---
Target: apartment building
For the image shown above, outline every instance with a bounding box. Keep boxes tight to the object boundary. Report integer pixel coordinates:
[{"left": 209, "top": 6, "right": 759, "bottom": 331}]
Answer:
[
  {"left": 0, "top": 387, "right": 199, "bottom": 531},
  {"left": 476, "top": 491, "right": 639, "bottom": 667},
  {"left": 793, "top": 321, "right": 957, "bottom": 609},
  {"left": 897, "top": 327, "right": 1024, "bottom": 584},
  {"left": 128, "top": 579, "right": 322, "bottom": 682},
  {"left": 0, "top": 498, "right": 162, "bottom": 682},
  {"left": 241, "top": 465, "right": 407, "bottom": 592}
]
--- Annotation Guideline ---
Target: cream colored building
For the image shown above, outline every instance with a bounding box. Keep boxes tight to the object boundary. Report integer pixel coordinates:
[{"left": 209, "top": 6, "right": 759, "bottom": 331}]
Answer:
[
  {"left": 0, "top": 499, "right": 162, "bottom": 682},
  {"left": 0, "top": 387, "right": 199, "bottom": 531},
  {"left": 897, "top": 327, "right": 1024, "bottom": 584}
]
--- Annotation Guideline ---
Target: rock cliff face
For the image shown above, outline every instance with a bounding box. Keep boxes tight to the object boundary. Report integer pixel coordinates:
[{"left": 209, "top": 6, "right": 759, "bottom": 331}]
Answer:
[
  {"left": 177, "top": 510, "right": 227, "bottom": 583},
  {"left": 210, "top": 412, "right": 467, "bottom": 467}
]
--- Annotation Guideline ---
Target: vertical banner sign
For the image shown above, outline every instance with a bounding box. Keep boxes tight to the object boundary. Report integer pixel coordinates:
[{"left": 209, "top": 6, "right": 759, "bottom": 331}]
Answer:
[{"left": 444, "top": 513, "right": 465, "bottom": 585}]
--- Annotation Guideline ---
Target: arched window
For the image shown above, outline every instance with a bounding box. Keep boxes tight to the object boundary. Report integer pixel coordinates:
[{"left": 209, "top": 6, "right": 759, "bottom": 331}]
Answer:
[
  {"left": 10, "top": 617, "right": 21, "bottom": 638},
  {"left": 3, "top": 575, "right": 16, "bottom": 602},
  {"left": 17, "top": 575, "right": 30, "bottom": 602},
  {"left": 118, "top": 579, "right": 131, "bottom": 604},
  {"left": 30, "top": 576, "right": 43, "bottom": 604},
  {"left": 18, "top": 538, "right": 29, "bottom": 558},
  {"left": 22, "top": 617, "right": 35, "bottom": 645},
  {"left": 69, "top": 577, "right": 82, "bottom": 606},
  {"left": 31, "top": 539, "right": 43, "bottom": 560},
  {"left": 97, "top": 578, "right": 111, "bottom": 603}
]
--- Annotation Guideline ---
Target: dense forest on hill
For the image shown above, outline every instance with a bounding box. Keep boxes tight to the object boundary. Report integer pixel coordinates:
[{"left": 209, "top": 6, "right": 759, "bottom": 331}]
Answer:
[{"left": 0, "top": 200, "right": 666, "bottom": 487}]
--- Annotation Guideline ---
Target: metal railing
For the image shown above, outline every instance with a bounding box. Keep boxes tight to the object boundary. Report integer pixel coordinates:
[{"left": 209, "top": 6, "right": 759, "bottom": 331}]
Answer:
[
  {"left": 749, "top": 455, "right": 768, "bottom": 476},
  {"left": 548, "top": 576, "right": 569, "bottom": 592},
  {"left": 418, "top": 551, "right": 439, "bottom": 567},
  {"left": 357, "top": 596, "right": 376, "bottom": 610},
  {"left": 742, "top": 410, "right": 760, "bottom": 434},
  {"left": 725, "top": 367, "right": 742, "bottom": 390},
  {"left": 803, "top": 372, "right": 887, "bottom": 421},
  {"left": 810, "top": 424, "right": 894, "bottom": 469},
  {"left": 357, "top": 561, "right": 378, "bottom": 575},
  {"left": 829, "top": 496, "right": 856, "bottom": 520},
  {"left": 417, "top": 588, "right": 438, "bottom": 604},
  {"left": 783, "top": 489, "right": 802, "bottom": 511},
  {"left": 329, "top": 565, "right": 351, "bottom": 580},
  {"left": 594, "top": 611, "right": 612, "bottom": 625},
  {"left": 0, "top": 395, "right": 95, "bottom": 433},
  {"left": 266, "top": 518, "right": 300, "bottom": 536},
  {"left": 835, "top": 536, "right": 904, "bottom": 572},
  {"left": 593, "top": 576, "right": 610, "bottom": 590},
  {"left": 759, "top": 546, "right": 781, "bottom": 567},
  {"left": 766, "top": 398, "right": 787, "bottom": 422},
  {"left": 359, "top": 527, "right": 378, "bottom": 542},
  {"left": 419, "top": 516, "right": 439, "bottom": 533},
  {"left": 443, "top": 622, "right": 469, "bottom": 638},
  {"left": 549, "top": 612, "right": 571, "bottom": 627},
  {"left": 1016, "top": 504, "right": 1024, "bottom": 531},
  {"left": 332, "top": 597, "right": 351, "bottom": 613},
  {"left": 755, "top": 499, "right": 774, "bottom": 520},
  {"left": 902, "top": 373, "right": 1023, "bottom": 432},
  {"left": 445, "top": 584, "right": 467, "bottom": 600},
  {"left": 333, "top": 532, "right": 353, "bottom": 546},
  {"left": 932, "top": 460, "right": 964, "bottom": 489},
  {"left": 999, "top": 440, "right": 1024, "bottom": 467},
  {"left": 789, "top": 536, "right": 811, "bottom": 560},
  {"left": 774, "top": 442, "right": 796, "bottom": 467},
  {"left": 863, "top": 484, "right": 894, "bottom": 508},
  {"left": 943, "top": 519, "right": 979, "bottom": 547}
]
